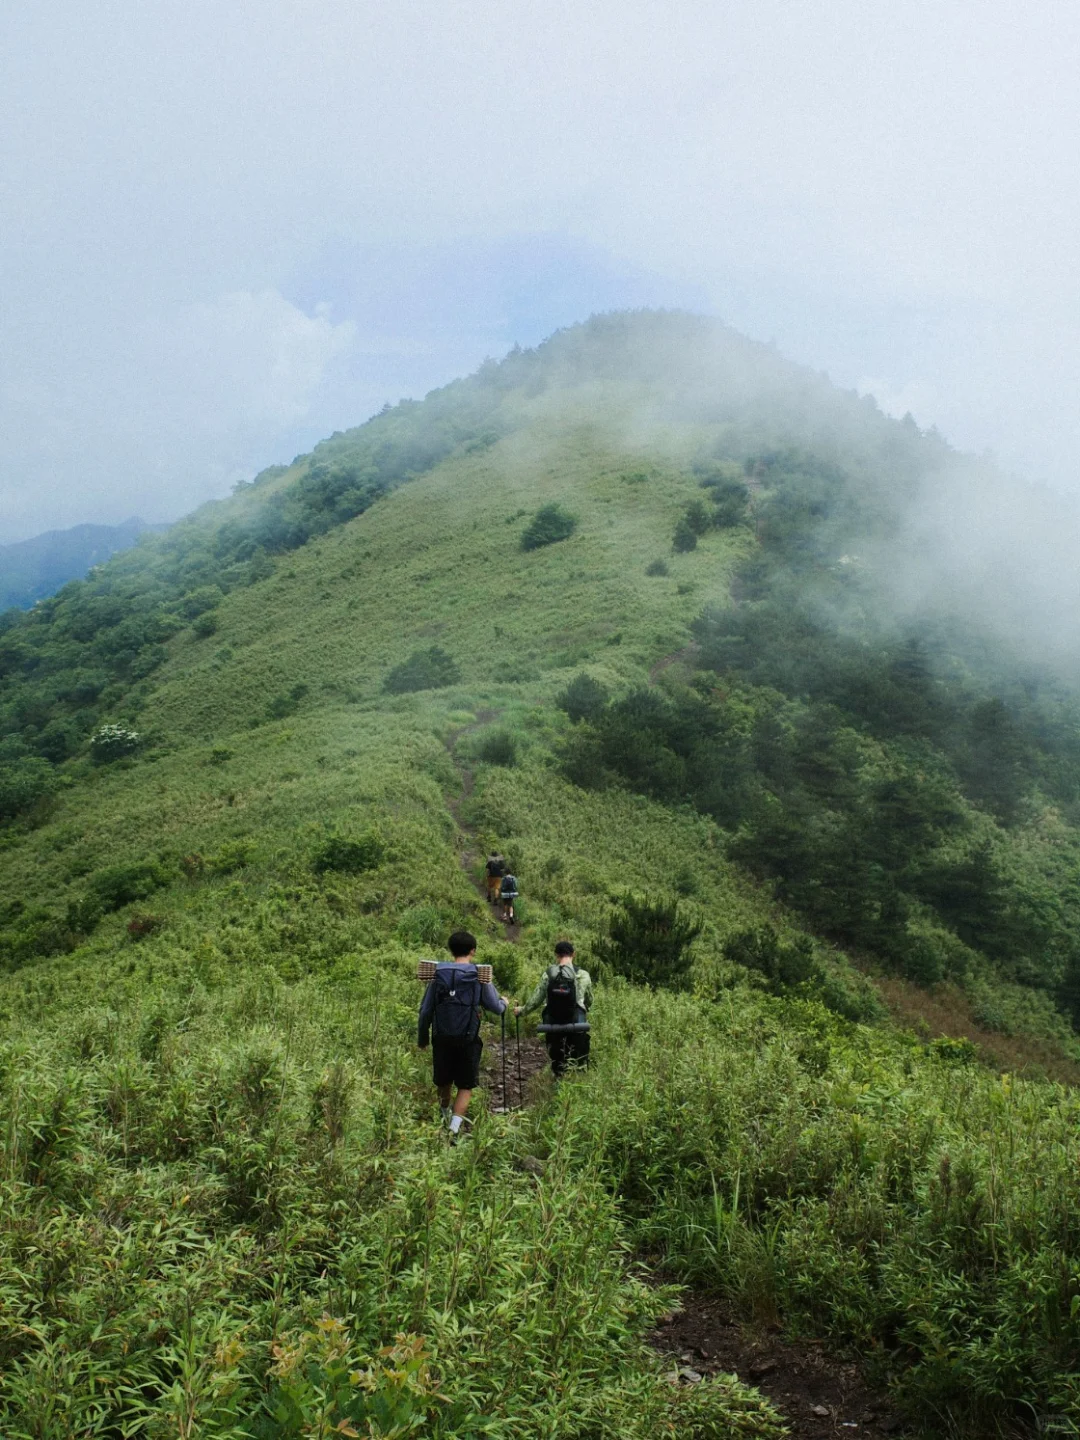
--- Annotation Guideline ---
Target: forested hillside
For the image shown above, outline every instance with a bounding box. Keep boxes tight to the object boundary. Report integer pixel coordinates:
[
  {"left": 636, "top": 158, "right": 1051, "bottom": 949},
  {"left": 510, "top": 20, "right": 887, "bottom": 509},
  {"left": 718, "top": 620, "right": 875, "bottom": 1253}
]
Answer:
[{"left": 1, "top": 312, "right": 1079, "bottom": 1437}]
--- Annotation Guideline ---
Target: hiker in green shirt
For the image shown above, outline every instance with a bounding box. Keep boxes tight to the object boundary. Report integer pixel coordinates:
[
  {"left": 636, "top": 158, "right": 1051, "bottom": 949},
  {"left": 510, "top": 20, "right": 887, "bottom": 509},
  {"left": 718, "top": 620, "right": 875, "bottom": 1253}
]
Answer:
[{"left": 516, "top": 940, "right": 593, "bottom": 1077}]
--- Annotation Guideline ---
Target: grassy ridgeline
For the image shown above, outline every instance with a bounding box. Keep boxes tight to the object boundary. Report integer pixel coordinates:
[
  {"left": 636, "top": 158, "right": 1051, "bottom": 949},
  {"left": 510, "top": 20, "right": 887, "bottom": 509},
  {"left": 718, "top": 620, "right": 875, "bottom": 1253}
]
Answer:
[{"left": 3, "top": 313, "right": 1080, "bottom": 1433}]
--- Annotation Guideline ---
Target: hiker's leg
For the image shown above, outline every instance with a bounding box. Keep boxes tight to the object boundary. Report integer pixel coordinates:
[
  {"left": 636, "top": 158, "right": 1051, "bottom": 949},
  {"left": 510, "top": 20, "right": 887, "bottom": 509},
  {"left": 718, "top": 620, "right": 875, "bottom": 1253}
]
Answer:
[
  {"left": 452, "top": 1087, "right": 472, "bottom": 1117},
  {"left": 568, "top": 1032, "right": 590, "bottom": 1071},
  {"left": 437, "top": 1082, "right": 453, "bottom": 1108},
  {"left": 549, "top": 1034, "right": 568, "bottom": 1079}
]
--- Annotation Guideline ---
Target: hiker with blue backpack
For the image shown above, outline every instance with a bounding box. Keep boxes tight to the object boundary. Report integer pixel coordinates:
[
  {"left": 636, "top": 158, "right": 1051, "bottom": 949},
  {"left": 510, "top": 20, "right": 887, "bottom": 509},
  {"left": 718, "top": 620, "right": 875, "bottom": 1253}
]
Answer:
[
  {"left": 516, "top": 940, "right": 593, "bottom": 1078},
  {"left": 418, "top": 930, "right": 509, "bottom": 1141}
]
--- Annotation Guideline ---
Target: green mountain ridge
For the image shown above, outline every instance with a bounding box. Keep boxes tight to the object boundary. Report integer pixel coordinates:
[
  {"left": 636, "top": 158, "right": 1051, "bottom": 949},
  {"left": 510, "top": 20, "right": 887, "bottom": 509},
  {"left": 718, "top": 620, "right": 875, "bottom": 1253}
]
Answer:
[
  {"left": 1, "top": 311, "right": 1079, "bottom": 1435},
  {"left": 0, "top": 517, "right": 162, "bottom": 612}
]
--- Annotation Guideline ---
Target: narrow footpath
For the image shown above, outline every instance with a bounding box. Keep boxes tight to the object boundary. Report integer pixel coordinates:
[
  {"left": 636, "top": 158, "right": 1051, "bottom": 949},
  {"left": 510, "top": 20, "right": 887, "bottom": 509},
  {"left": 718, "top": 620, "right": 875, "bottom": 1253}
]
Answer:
[{"left": 443, "top": 713, "right": 911, "bottom": 1438}]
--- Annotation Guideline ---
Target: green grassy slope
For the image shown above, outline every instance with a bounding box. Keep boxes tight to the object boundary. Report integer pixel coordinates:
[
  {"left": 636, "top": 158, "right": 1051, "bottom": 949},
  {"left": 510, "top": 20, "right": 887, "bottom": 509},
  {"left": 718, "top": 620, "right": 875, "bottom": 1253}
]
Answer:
[{"left": 2, "top": 313, "right": 1080, "bottom": 1436}]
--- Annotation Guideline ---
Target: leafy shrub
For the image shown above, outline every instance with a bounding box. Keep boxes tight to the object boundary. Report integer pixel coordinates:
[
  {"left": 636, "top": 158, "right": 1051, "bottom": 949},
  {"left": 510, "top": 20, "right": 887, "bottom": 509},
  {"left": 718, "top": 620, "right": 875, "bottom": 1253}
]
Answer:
[
  {"left": 87, "top": 861, "right": 169, "bottom": 912},
  {"left": 645, "top": 558, "right": 670, "bottom": 577},
  {"left": 521, "top": 503, "right": 577, "bottom": 551},
  {"left": 311, "top": 831, "right": 384, "bottom": 875},
  {"left": 556, "top": 671, "right": 609, "bottom": 724},
  {"left": 89, "top": 723, "right": 141, "bottom": 762},
  {"left": 267, "top": 682, "right": 309, "bottom": 720},
  {"left": 672, "top": 516, "right": 698, "bottom": 552},
  {"left": 0, "top": 757, "right": 55, "bottom": 822},
  {"left": 181, "top": 585, "right": 224, "bottom": 619},
  {"left": 0, "top": 902, "right": 78, "bottom": 969},
  {"left": 724, "top": 926, "right": 819, "bottom": 994},
  {"left": 683, "top": 499, "right": 713, "bottom": 536},
  {"left": 257, "top": 1325, "right": 445, "bottom": 1440},
  {"left": 192, "top": 611, "right": 219, "bottom": 638},
  {"left": 709, "top": 480, "right": 750, "bottom": 527},
  {"left": 596, "top": 894, "right": 702, "bottom": 989},
  {"left": 208, "top": 746, "right": 233, "bottom": 765},
  {"left": 206, "top": 839, "right": 256, "bottom": 875},
  {"left": 476, "top": 729, "right": 517, "bottom": 766},
  {"left": 383, "top": 646, "right": 460, "bottom": 694}
]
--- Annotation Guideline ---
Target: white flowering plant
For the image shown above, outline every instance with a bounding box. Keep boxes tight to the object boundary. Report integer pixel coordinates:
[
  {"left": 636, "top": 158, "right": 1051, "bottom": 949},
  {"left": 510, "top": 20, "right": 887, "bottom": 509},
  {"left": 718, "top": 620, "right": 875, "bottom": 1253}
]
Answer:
[{"left": 89, "top": 723, "right": 142, "bottom": 763}]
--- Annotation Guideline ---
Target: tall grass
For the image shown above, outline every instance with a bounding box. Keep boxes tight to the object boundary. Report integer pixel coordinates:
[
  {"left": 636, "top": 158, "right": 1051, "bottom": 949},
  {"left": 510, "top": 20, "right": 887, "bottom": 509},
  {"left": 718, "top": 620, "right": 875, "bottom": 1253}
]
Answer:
[{"left": 0, "top": 965, "right": 781, "bottom": 1438}]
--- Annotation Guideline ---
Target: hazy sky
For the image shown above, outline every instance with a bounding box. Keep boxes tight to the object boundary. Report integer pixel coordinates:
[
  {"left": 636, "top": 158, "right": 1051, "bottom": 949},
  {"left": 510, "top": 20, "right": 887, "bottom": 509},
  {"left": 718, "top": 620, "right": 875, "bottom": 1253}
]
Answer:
[{"left": 3, "top": 1, "right": 1079, "bottom": 541}]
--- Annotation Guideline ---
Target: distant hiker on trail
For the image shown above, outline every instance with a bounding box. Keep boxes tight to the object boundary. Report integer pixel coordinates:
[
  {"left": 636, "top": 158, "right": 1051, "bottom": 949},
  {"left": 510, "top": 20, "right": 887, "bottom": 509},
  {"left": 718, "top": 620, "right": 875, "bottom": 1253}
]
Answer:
[
  {"left": 499, "top": 870, "right": 519, "bottom": 923},
  {"left": 485, "top": 853, "right": 506, "bottom": 905},
  {"left": 418, "top": 930, "right": 509, "bottom": 1142},
  {"left": 516, "top": 940, "right": 593, "bottom": 1078}
]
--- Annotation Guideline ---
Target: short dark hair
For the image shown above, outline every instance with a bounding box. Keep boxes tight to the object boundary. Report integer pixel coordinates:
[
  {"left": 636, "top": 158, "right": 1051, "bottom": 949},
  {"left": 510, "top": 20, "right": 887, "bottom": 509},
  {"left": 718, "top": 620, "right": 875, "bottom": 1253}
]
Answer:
[
  {"left": 554, "top": 940, "right": 575, "bottom": 958},
  {"left": 448, "top": 929, "right": 477, "bottom": 958}
]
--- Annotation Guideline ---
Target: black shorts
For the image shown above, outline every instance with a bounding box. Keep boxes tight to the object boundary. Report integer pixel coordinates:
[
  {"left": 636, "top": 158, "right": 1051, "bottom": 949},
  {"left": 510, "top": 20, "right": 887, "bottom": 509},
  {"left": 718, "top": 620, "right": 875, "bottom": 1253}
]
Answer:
[{"left": 432, "top": 1037, "right": 483, "bottom": 1090}]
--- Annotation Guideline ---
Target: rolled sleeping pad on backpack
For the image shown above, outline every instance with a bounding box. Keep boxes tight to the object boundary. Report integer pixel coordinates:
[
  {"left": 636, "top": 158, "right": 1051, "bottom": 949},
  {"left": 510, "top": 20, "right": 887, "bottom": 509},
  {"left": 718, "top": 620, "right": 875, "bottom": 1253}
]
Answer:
[
  {"left": 416, "top": 959, "right": 493, "bottom": 983},
  {"left": 536, "top": 1021, "right": 591, "bottom": 1033}
]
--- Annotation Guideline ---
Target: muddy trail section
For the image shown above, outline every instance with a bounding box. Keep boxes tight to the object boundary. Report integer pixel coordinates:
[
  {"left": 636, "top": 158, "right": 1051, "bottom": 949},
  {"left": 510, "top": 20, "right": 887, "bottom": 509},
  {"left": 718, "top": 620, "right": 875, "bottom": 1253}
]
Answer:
[
  {"left": 444, "top": 709, "right": 522, "bottom": 943},
  {"left": 480, "top": 1030, "right": 550, "bottom": 1112},
  {"left": 651, "top": 1293, "right": 911, "bottom": 1438}
]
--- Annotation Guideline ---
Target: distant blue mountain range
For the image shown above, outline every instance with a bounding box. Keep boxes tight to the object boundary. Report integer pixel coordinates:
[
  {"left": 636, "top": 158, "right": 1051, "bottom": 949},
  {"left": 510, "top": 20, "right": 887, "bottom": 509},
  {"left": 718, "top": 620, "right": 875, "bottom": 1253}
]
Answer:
[{"left": 0, "top": 518, "right": 166, "bottom": 611}]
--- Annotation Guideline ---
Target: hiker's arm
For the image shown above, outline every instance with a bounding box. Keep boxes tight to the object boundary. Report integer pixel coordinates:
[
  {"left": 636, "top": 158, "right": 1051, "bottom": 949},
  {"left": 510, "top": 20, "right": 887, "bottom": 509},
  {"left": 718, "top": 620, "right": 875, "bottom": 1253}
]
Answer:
[
  {"left": 479, "top": 981, "right": 507, "bottom": 1016},
  {"left": 579, "top": 972, "right": 594, "bottom": 1011},
  {"left": 518, "top": 975, "right": 547, "bottom": 1016},
  {"left": 417, "top": 983, "right": 436, "bottom": 1047}
]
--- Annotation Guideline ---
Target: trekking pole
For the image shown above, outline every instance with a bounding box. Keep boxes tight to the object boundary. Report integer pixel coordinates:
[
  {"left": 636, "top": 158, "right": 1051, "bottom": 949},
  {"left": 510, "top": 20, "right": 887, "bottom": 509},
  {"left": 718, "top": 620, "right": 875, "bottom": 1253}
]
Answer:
[
  {"left": 500, "top": 1008, "right": 508, "bottom": 1112},
  {"left": 515, "top": 1011, "right": 524, "bottom": 1107}
]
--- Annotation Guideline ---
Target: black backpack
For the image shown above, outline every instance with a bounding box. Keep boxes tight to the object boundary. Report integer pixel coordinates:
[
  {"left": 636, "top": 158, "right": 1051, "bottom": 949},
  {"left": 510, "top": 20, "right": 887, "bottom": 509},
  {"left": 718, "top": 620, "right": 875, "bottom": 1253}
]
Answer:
[
  {"left": 433, "top": 965, "right": 481, "bottom": 1042},
  {"left": 501, "top": 874, "right": 518, "bottom": 896},
  {"left": 545, "top": 965, "right": 577, "bottom": 1025}
]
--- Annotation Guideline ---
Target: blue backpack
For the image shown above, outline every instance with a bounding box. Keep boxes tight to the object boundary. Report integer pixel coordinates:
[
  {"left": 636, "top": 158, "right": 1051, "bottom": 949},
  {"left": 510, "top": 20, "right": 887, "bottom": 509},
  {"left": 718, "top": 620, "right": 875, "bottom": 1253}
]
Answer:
[{"left": 433, "top": 963, "right": 481, "bottom": 1042}]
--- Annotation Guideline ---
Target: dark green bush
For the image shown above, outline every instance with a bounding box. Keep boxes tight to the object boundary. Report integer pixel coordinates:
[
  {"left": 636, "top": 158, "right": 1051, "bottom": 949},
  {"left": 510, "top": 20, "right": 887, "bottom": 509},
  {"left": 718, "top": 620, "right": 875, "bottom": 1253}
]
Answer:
[
  {"left": 596, "top": 893, "right": 702, "bottom": 990},
  {"left": 683, "top": 499, "right": 712, "bottom": 536},
  {"left": 86, "top": 861, "right": 169, "bottom": 912},
  {"left": 476, "top": 729, "right": 517, "bottom": 766},
  {"left": 709, "top": 480, "right": 750, "bottom": 527},
  {"left": 383, "top": 646, "right": 460, "bottom": 694},
  {"left": 267, "top": 682, "right": 309, "bottom": 719},
  {"left": 556, "top": 671, "right": 609, "bottom": 724},
  {"left": 0, "top": 757, "right": 55, "bottom": 822},
  {"left": 521, "top": 504, "right": 577, "bottom": 552},
  {"left": 645, "top": 558, "right": 670, "bottom": 577},
  {"left": 672, "top": 516, "right": 698, "bottom": 552},
  {"left": 0, "top": 902, "right": 78, "bottom": 970},
  {"left": 192, "top": 611, "right": 219, "bottom": 638},
  {"left": 723, "top": 925, "right": 819, "bottom": 994},
  {"left": 206, "top": 839, "right": 255, "bottom": 875},
  {"left": 312, "top": 831, "right": 385, "bottom": 875}
]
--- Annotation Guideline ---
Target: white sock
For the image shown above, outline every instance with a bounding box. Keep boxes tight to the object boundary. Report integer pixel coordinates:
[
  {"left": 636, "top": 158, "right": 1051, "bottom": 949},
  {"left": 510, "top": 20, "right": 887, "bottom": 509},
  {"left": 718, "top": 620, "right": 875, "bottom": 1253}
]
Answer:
[{"left": 449, "top": 1114, "right": 464, "bottom": 1135}]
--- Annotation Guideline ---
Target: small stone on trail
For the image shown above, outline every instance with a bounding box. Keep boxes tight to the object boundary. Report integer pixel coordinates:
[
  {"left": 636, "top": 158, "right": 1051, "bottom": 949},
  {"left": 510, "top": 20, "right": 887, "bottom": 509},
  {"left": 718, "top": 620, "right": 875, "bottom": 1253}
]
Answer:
[
  {"left": 812, "top": 1404, "right": 831, "bottom": 1417},
  {"left": 678, "top": 1367, "right": 704, "bottom": 1384},
  {"left": 749, "top": 1358, "right": 778, "bottom": 1380}
]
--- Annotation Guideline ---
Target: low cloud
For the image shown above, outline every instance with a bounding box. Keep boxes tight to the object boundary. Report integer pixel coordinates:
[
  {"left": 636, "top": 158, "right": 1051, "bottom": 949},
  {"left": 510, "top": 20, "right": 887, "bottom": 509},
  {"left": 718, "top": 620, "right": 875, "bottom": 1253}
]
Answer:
[{"left": 0, "top": 289, "right": 355, "bottom": 540}]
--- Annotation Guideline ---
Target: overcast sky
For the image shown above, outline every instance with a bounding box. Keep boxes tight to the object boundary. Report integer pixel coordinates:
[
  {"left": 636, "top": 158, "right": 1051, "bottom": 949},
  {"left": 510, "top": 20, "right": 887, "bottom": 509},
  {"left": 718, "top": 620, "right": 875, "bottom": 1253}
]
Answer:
[{"left": 2, "top": 1, "right": 1079, "bottom": 542}]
